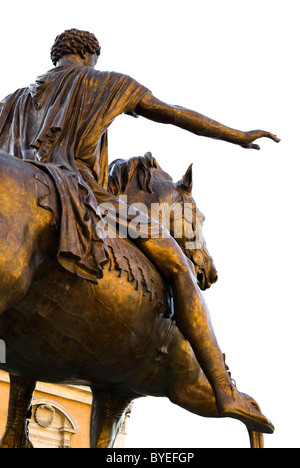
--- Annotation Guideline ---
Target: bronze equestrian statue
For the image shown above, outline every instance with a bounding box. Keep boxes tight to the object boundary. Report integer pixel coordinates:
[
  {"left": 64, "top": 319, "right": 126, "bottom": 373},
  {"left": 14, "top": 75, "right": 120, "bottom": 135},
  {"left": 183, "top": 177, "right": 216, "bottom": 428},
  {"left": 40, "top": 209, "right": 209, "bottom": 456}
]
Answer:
[
  {"left": 0, "top": 152, "right": 264, "bottom": 448},
  {"left": 0, "top": 29, "right": 279, "bottom": 448}
]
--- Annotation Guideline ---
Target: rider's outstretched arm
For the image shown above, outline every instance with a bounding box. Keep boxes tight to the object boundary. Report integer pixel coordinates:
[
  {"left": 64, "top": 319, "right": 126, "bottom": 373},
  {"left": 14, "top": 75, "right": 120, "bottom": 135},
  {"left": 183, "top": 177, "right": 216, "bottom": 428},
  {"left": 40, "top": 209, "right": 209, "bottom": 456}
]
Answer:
[{"left": 135, "top": 93, "right": 280, "bottom": 150}]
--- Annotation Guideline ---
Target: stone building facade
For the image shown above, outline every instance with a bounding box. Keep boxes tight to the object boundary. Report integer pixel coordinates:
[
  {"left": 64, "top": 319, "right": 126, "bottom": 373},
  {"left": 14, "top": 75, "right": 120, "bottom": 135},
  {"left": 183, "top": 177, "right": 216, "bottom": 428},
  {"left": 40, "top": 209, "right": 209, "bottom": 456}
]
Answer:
[{"left": 0, "top": 371, "right": 127, "bottom": 448}]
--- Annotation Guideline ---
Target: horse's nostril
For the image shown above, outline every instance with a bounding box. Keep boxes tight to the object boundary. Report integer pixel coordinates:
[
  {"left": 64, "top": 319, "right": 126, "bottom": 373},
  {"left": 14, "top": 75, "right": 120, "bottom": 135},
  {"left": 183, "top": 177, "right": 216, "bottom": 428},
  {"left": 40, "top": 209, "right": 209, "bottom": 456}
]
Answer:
[{"left": 197, "top": 271, "right": 205, "bottom": 290}]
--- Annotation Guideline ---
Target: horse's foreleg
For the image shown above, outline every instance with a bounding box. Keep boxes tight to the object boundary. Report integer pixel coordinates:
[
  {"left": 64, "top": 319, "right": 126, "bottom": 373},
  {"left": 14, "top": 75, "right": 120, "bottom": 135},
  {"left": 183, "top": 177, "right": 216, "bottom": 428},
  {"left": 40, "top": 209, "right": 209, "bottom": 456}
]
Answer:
[
  {"left": 90, "top": 387, "right": 133, "bottom": 448},
  {"left": 169, "top": 369, "right": 265, "bottom": 448},
  {"left": 0, "top": 374, "right": 36, "bottom": 448},
  {"left": 245, "top": 396, "right": 265, "bottom": 448},
  {"left": 248, "top": 429, "right": 264, "bottom": 448},
  {"left": 164, "top": 338, "right": 265, "bottom": 448}
]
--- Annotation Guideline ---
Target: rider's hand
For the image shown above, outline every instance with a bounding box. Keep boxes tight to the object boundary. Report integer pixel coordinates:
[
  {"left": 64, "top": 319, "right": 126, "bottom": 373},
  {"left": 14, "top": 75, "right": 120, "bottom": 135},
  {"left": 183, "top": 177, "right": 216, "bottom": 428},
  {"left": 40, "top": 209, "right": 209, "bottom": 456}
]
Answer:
[{"left": 241, "top": 130, "right": 281, "bottom": 150}]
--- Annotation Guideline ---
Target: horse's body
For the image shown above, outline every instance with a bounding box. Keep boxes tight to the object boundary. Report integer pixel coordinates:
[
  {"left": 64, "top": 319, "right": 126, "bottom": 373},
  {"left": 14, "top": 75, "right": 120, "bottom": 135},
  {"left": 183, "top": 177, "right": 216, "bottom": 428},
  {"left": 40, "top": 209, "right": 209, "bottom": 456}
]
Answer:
[
  {"left": 0, "top": 150, "right": 264, "bottom": 448},
  {"left": 0, "top": 151, "right": 58, "bottom": 316}
]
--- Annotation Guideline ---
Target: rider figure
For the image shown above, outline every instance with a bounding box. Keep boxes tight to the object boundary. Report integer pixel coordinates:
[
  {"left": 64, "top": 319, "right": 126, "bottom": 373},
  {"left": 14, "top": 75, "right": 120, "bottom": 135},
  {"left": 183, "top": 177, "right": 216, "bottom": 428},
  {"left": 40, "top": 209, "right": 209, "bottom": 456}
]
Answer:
[{"left": 0, "top": 29, "right": 279, "bottom": 433}]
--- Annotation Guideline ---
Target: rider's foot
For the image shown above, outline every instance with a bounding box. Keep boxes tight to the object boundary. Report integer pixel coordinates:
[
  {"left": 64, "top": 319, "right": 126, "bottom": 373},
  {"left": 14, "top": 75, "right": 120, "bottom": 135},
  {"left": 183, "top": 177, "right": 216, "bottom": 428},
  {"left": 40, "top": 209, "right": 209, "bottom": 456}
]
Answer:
[{"left": 215, "top": 384, "right": 274, "bottom": 434}]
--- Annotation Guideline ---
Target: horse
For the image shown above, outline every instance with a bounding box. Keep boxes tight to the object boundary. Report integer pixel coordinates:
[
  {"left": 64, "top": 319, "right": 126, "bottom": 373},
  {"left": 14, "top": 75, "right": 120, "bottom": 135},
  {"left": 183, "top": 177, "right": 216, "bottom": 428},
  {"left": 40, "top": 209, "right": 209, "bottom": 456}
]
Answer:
[{"left": 0, "top": 150, "right": 265, "bottom": 448}]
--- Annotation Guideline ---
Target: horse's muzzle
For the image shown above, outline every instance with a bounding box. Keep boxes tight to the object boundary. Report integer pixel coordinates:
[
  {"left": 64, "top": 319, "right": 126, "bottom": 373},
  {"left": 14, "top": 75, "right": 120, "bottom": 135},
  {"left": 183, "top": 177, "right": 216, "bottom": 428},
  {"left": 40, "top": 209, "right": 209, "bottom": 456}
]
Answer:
[
  {"left": 197, "top": 265, "right": 218, "bottom": 290},
  {"left": 210, "top": 266, "right": 218, "bottom": 285}
]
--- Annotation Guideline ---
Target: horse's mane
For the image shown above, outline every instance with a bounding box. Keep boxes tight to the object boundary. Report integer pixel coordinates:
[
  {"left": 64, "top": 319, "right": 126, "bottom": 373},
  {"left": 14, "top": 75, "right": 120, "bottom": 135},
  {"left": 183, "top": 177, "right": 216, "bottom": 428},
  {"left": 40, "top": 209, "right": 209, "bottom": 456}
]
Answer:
[{"left": 108, "top": 152, "right": 171, "bottom": 196}]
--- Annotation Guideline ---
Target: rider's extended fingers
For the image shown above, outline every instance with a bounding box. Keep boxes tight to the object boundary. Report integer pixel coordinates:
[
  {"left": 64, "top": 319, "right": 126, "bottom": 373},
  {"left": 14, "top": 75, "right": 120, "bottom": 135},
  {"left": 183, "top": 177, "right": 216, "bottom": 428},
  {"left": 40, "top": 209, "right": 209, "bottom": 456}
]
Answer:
[
  {"left": 258, "top": 131, "right": 280, "bottom": 143},
  {"left": 268, "top": 133, "right": 281, "bottom": 143}
]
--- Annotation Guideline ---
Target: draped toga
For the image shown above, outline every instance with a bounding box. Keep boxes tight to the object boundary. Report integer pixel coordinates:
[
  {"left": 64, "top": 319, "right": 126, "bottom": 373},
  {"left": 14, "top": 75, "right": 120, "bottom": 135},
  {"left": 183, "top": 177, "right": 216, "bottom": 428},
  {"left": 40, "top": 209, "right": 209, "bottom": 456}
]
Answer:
[{"left": 0, "top": 65, "right": 151, "bottom": 282}]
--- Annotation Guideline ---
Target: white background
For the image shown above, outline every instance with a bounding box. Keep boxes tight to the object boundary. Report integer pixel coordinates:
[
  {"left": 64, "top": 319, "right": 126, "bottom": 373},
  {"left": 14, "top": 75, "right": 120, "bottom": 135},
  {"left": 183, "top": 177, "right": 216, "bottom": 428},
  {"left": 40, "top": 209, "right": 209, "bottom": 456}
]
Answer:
[{"left": 0, "top": 0, "right": 299, "bottom": 448}]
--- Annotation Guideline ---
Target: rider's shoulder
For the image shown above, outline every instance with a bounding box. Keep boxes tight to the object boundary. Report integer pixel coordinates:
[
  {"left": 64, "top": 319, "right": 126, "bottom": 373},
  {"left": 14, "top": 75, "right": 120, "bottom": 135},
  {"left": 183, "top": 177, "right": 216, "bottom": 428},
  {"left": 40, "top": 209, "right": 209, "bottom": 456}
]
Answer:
[{"left": 89, "top": 69, "right": 142, "bottom": 90}]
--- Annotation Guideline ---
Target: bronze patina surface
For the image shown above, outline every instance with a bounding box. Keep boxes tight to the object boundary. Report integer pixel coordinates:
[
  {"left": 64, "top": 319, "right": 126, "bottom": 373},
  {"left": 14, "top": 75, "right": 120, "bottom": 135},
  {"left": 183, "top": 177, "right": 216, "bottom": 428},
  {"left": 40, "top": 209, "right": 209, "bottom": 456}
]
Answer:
[{"left": 0, "top": 29, "right": 279, "bottom": 448}]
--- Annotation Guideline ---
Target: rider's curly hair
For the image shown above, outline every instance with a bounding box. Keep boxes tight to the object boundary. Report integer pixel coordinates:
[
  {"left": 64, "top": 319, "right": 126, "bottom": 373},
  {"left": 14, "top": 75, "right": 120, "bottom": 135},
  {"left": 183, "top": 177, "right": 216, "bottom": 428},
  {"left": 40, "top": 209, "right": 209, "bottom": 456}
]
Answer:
[{"left": 51, "top": 28, "right": 101, "bottom": 66}]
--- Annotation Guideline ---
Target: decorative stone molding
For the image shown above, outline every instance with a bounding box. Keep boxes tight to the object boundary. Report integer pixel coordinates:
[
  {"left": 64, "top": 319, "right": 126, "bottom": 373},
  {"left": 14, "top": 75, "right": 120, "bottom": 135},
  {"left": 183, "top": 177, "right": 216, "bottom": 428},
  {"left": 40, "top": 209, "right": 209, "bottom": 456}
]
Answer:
[
  {"left": 29, "top": 399, "right": 79, "bottom": 448},
  {"left": 35, "top": 404, "right": 56, "bottom": 428}
]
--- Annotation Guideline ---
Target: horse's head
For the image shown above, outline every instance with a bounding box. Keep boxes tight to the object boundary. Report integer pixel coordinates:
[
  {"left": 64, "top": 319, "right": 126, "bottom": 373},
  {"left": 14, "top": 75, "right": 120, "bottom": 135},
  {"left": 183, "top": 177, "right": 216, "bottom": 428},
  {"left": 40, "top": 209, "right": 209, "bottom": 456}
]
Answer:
[
  {"left": 170, "top": 163, "right": 218, "bottom": 290},
  {"left": 108, "top": 153, "right": 218, "bottom": 290}
]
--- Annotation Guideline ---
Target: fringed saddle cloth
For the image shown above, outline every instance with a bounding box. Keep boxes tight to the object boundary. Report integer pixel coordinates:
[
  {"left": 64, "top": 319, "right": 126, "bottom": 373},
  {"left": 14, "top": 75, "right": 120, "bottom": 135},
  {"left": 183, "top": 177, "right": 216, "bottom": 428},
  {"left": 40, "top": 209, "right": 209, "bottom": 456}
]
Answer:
[{"left": 105, "top": 236, "right": 173, "bottom": 318}]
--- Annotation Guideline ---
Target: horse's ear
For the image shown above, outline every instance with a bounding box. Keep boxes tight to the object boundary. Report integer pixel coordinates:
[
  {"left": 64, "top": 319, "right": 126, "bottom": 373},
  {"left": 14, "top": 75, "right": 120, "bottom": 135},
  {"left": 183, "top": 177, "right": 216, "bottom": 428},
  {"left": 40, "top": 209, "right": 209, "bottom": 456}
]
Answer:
[{"left": 180, "top": 164, "right": 193, "bottom": 193}]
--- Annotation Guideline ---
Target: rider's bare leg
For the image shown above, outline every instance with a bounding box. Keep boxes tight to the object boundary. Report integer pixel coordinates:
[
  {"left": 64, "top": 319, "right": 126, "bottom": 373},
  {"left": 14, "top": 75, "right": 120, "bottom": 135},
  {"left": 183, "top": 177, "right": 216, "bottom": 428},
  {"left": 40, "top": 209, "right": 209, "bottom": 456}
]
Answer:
[{"left": 134, "top": 235, "right": 274, "bottom": 434}]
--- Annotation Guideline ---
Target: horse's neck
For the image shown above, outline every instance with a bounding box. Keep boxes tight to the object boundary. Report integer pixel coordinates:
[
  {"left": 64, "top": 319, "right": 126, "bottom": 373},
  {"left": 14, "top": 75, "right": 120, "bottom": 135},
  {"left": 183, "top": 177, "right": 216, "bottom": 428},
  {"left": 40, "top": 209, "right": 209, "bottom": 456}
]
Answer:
[
  {"left": 125, "top": 189, "right": 176, "bottom": 233},
  {"left": 122, "top": 180, "right": 153, "bottom": 213}
]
